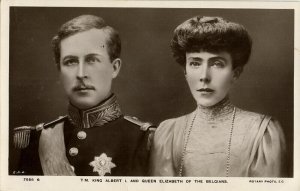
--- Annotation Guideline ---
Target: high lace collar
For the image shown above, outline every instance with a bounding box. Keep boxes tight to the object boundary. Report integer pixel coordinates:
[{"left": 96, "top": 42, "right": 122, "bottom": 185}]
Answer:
[
  {"left": 68, "top": 94, "right": 122, "bottom": 128},
  {"left": 196, "top": 96, "right": 234, "bottom": 121}
]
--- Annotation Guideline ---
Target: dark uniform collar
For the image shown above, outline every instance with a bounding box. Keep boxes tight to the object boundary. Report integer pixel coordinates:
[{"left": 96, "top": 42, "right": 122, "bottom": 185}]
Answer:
[{"left": 68, "top": 94, "right": 122, "bottom": 129}]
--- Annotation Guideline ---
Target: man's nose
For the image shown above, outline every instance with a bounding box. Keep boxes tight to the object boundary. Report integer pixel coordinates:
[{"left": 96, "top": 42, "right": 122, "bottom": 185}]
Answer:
[
  {"left": 199, "top": 64, "right": 210, "bottom": 83},
  {"left": 76, "top": 61, "right": 87, "bottom": 79}
]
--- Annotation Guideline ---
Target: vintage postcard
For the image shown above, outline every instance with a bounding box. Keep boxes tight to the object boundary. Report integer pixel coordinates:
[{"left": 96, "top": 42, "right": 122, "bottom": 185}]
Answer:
[{"left": 1, "top": 0, "right": 299, "bottom": 191}]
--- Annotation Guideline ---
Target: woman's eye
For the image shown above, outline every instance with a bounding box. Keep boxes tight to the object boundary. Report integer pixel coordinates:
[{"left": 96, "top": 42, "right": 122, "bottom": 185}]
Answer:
[
  {"left": 189, "top": 61, "right": 201, "bottom": 67},
  {"left": 212, "top": 60, "right": 225, "bottom": 68}
]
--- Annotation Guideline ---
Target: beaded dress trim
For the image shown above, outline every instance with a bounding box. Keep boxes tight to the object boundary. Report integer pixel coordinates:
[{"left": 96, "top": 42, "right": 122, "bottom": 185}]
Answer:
[
  {"left": 178, "top": 96, "right": 236, "bottom": 177},
  {"left": 197, "top": 96, "right": 234, "bottom": 122}
]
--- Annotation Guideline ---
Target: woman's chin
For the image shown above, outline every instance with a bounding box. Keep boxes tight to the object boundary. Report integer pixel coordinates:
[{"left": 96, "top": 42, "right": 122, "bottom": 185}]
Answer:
[
  {"left": 194, "top": 94, "right": 228, "bottom": 108},
  {"left": 196, "top": 98, "right": 223, "bottom": 107}
]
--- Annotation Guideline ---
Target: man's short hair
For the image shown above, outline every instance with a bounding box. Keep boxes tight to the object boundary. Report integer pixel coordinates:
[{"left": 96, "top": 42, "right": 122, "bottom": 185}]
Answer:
[
  {"left": 171, "top": 16, "right": 252, "bottom": 69},
  {"left": 52, "top": 15, "right": 121, "bottom": 69}
]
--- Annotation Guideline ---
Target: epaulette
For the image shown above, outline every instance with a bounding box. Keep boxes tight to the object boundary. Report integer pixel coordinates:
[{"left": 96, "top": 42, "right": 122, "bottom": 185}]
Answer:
[
  {"left": 124, "top": 115, "right": 155, "bottom": 131},
  {"left": 124, "top": 116, "right": 156, "bottom": 150},
  {"left": 13, "top": 115, "right": 68, "bottom": 149}
]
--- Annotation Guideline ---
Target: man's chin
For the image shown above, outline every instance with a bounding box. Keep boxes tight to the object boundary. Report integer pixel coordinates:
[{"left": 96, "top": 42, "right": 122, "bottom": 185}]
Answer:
[
  {"left": 70, "top": 99, "right": 98, "bottom": 110},
  {"left": 69, "top": 93, "right": 112, "bottom": 110}
]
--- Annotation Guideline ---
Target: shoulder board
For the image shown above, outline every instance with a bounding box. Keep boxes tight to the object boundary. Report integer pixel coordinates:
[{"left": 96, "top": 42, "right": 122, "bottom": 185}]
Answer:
[
  {"left": 13, "top": 115, "right": 68, "bottom": 149},
  {"left": 42, "top": 115, "right": 68, "bottom": 129},
  {"left": 147, "top": 126, "right": 156, "bottom": 150},
  {"left": 124, "top": 115, "right": 155, "bottom": 131}
]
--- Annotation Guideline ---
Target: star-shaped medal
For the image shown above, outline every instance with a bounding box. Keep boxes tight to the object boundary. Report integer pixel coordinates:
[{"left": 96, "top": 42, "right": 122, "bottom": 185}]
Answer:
[{"left": 89, "top": 153, "right": 116, "bottom": 176}]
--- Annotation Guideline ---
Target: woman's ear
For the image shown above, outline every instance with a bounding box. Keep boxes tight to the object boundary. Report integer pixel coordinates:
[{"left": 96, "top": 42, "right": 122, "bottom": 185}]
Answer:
[
  {"left": 183, "top": 64, "right": 187, "bottom": 75},
  {"left": 233, "top": 67, "right": 243, "bottom": 81},
  {"left": 232, "top": 67, "right": 243, "bottom": 83}
]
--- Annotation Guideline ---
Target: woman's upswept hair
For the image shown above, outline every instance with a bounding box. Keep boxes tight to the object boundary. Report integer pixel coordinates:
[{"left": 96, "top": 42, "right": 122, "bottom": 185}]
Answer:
[
  {"left": 171, "top": 16, "right": 252, "bottom": 69},
  {"left": 52, "top": 15, "right": 121, "bottom": 69}
]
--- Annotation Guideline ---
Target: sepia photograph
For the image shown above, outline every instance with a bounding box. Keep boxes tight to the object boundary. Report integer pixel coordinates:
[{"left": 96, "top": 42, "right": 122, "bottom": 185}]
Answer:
[{"left": 1, "top": 0, "right": 299, "bottom": 191}]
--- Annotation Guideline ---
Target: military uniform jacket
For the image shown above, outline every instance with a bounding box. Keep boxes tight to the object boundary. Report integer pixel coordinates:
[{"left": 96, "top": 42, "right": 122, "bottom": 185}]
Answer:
[{"left": 12, "top": 94, "right": 155, "bottom": 176}]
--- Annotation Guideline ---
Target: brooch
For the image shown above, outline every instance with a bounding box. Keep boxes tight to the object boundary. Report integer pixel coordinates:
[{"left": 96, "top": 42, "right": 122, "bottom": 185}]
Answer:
[{"left": 89, "top": 153, "right": 116, "bottom": 176}]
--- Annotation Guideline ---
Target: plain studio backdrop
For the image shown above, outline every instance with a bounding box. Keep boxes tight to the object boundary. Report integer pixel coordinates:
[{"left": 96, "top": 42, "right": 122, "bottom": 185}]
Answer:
[{"left": 9, "top": 7, "right": 293, "bottom": 176}]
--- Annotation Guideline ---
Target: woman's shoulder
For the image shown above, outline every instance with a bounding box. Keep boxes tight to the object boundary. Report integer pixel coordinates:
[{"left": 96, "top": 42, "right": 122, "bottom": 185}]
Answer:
[
  {"left": 159, "top": 115, "right": 186, "bottom": 126},
  {"left": 236, "top": 107, "right": 266, "bottom": 121},
  {"left": 236, "top": 109, "right": 286, "bottom": 177},
  {"left": 152, "top": 112, "right": 194, "bottom": 142},
  {"left": 236, "top": 107, "right": 277, "bottom": 127},
  {"left": 157, "top": 112, "right": 194, "bottom": 131},
  {"left": 235, "top": 107, "right": 283, "bottom": 137}
]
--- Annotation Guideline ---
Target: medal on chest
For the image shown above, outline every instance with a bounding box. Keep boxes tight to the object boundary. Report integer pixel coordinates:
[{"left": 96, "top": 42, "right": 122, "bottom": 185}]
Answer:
[{"left": 89, "top": 153, "right": 116, "bottom": 176}]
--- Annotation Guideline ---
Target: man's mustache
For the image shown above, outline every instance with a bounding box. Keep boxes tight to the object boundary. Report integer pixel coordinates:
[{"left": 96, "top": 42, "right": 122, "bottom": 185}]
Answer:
[{"left": 73, "top": 83, "right": 95, "bottom": 91}]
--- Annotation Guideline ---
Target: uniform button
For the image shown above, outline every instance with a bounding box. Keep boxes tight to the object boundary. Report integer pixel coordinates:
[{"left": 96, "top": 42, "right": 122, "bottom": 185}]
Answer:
[
  {"left": 77, "top": 131, "right": 87, "bottom": 140},
  {"left": 69, "top": 147, "right": 78, "bottom": 156}
]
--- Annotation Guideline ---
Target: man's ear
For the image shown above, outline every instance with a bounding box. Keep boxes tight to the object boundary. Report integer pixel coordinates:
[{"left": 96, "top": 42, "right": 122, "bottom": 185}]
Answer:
[
  {"left": 112, "top": 58, "right": 122, "bottom": 79},
  {"left": 233, "top": 66, "right": 243, "bottom": 81}
]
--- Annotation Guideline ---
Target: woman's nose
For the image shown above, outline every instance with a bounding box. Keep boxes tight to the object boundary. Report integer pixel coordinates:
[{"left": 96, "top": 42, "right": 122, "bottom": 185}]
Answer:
[{"left": 199, "top": 65, "right": 210, "bottom": 83}]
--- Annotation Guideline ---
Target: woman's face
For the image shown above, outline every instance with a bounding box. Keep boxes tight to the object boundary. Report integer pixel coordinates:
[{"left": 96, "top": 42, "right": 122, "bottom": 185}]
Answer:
[{"left": 185, "top": 51, "right": 239, "bottom": 107}]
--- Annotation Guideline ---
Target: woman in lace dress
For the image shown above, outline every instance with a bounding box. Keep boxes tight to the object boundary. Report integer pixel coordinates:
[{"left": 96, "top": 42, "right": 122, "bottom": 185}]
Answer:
[{"left": 150, "top": 16, "right": 286, "bottom": 177}]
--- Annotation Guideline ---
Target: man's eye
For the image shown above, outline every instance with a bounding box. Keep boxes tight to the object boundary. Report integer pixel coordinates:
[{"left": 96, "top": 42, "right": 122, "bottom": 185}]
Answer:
[
  {"left": 86, "top": 57, "right": 100, "bottom": 64},
  {"left": 63, "top": 59, "right": 78, "bottom": 66}
]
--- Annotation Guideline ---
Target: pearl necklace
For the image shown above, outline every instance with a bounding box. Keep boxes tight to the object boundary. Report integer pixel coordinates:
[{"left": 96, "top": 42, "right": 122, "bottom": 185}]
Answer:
[{"left": 178, "top": 107, "right": 236, "bottom": 177}]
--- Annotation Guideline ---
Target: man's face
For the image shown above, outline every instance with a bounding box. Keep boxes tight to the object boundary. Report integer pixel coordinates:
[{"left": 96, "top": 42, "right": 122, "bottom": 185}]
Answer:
[{"left": 59, "top": 29, "right": 121, "bottom": 109}]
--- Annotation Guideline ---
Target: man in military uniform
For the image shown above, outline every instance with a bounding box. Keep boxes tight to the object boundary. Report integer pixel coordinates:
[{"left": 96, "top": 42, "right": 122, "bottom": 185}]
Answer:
[{"left": 12, "top": 15, "right": 155, "bottom": 176}]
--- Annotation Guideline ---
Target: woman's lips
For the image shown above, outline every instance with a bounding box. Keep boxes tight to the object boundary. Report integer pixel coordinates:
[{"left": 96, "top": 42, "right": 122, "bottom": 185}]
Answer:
[
  {"left": 197, "top": 88, "right": 214, "bottom": 95},
  {"left": 197, "top": 88, "right": 214, "bottom": 92}
]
